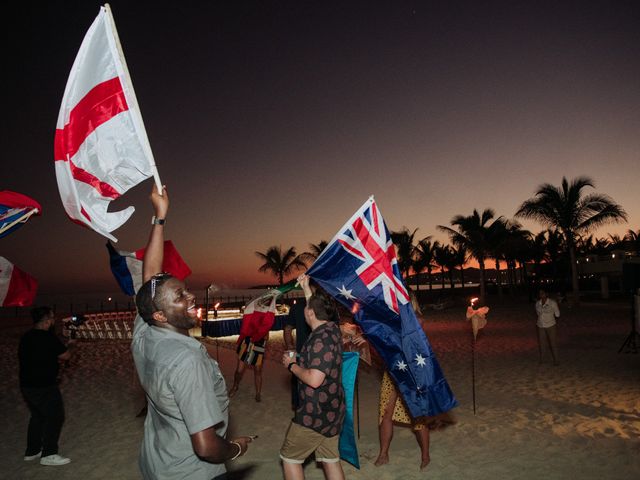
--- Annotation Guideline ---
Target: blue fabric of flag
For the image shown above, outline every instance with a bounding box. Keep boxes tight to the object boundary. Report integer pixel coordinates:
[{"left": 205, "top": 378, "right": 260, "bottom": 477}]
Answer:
[
  {"left": 0, "top": 191, "right": 41, "bottom": 239},
  {"left": 338, "top": 351, "right": 360, "bottom": 469},
  {"left": 107, "top": 242, "right": 137, "bottom": 296},
  {"left": 308, "top": 198, "right": 457, "bottom": 419}
]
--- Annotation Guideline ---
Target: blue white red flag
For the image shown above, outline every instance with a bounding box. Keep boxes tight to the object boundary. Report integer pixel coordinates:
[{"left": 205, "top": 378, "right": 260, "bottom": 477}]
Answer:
[
  {"left": 107, "top": 241, "right": 192, "bottom": 296},
  {"left": 55, "top": 6, "right": 157, "bottom": 242},
  {"left": 0, "top": 191, "right": 41, "bottom": 239},
  {"left": 307, "top": 197, "right": 457, "bottom": 418},
  {"left": 0, "top": 256, "right": 38, "bottom": 307}
]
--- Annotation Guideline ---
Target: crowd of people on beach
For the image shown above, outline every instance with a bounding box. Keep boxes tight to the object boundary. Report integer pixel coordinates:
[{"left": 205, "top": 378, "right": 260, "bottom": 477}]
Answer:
[{"left": 17, "top": 184, "right": 561, "bottom": 479}]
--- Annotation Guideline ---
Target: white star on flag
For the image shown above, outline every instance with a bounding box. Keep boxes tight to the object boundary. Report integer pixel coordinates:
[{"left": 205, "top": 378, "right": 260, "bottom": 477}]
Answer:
[
  {"left": 337, "top": 285, "right": 356, "bottom": 300},
  {"left": 396, "top": 360, "right": 408, "bottom": 371},
  {"left": 415, "top": 353, "right": 427, "bottom": 367}
]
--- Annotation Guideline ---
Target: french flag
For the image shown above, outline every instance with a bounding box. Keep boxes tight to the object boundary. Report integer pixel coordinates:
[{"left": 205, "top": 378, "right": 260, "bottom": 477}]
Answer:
[
  {"left": 54, "top": 6, "right": 156, "bottom": 242},
  {"left": 107, "top": 241, "right": 192, "bottom": 296},
  {"left": 0, "top": 257, "right": 38, "bottom": 307}
]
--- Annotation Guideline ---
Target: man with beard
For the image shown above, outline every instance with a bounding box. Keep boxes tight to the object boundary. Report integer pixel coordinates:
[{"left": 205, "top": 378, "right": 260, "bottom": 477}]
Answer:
[
  {"left": 132, "top": 185, "right": 252, "bottom": 480},
  {"left": 280, "top": 274, "right": 346, "bottom": 480}
]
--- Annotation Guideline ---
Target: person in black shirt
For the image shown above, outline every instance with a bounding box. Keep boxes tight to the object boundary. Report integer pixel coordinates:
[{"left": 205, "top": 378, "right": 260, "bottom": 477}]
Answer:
[{"left": 18, "top": 306, "right": 73, "bottom": 466}]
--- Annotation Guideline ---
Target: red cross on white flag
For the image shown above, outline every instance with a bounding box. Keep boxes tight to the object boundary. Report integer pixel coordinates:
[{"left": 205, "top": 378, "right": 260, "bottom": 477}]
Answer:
[{"left": 54, "top": 6, "right": 161, "bottom": 242}]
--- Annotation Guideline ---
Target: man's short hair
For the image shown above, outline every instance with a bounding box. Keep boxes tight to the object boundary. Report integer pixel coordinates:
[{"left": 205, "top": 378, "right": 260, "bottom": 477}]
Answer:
[
  {"left": 135, "top": 273, "right": 174, "bottom": 324},
  {"left": 307, "top": 293, "right": 336, "bottom": 321},
  {"left": 31, "top": 306, "right": 53, "bottom": 324}
]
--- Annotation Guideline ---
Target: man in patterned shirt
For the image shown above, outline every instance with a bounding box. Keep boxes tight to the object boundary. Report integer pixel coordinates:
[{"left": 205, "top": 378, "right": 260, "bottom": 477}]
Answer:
[{"left": 280, "top": 274, "right": 345, "bottom": 480}]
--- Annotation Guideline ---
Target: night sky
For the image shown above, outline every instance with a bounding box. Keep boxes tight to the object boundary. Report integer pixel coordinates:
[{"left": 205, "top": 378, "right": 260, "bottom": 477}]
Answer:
[{"left": 3, "top": 0, "right": 639, "bottom": 299}]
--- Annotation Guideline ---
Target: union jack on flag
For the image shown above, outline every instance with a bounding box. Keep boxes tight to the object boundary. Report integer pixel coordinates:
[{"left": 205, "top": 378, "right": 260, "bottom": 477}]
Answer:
[
  {"left": 0, "top": 191, "right": 41, "bottom": 239},
  {"left": 335, "top": 199, "right": 409, "bottom": 314},
  {"left": 308, "top": 197, "right": 457, "bottom": 418}
]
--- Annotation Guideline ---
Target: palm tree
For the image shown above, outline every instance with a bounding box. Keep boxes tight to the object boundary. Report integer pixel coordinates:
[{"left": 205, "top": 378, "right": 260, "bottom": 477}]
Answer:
[
  {"left": 515, "top": 176, "right": 627, "bottom": 304},
  {"left": 433, "top": 244, "right": 452, "bottom": 289},
  {"left": 255, "top": 246, "right": 306, "bottom": 285},
  {"left": 530, "top": 231, "right": 547, "bottom": 286},
  {"left": 391, "top": 227, "right": 419, "bottom": 279},
  {"left": 438, "top": 209, "right": 506, "bottom": 302},
  {"left": 488, "top": 220, "right": 508, "bottom": 296},
  {"left": 413, "top": 237, "right": 438, "bottom": 292},
  {"left": 414, "top": 238, "right": 439, "bottom": 291},
  {"left": 451, "top": 244, "right": 469, "bottom": 291},
  {"left": 442, "top": 247, "right": 459, "bottom": 289},
  {"left": 625, "top": 229, "right": 640, "bottom": 254},
  {"left": 300, "top": 240, "right": 328, "bottom": 265},
  {"left": 544, "top": 228, "right": 565, "bottom": 290},
  {"left": 607, "top": 234, "right": 626, "bottom": 252},
  {"left": 502, "top": 222, "right": 532, "bottom": 291}
]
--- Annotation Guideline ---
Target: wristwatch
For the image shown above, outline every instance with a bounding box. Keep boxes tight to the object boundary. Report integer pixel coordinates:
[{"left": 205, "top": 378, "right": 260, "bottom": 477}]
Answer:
[
  {"left": 287, "top": 362, "right": 295, "bottom": 372},
  {"left": 151, "top": 216, "right": 166, "bottom": 225}
]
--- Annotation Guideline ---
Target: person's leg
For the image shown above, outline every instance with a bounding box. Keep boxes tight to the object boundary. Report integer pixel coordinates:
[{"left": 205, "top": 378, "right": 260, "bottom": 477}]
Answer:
[
  {"left": 254, "top": 363, "right": 263, "bottom": 402},
  {"left": 545, "top": 325, "right": 559, "bottom": 365},
  {"left": 321, "top": 461, "right": 345, "bottom": 480},
  {"left": 374, "top": 387, "right": 397, "bottom": 466},
  {"left": 414, "top": 426, "right": 430, "bottom": 470},
  {"left": 536, "top": 327, "right": 546, "bottom": 363},
  {"left": 316, "top": 431, "right": 344, "bottom": 479},
  {"left": 283, "top": 325, "right": 295, "bottom": 351},
  {"left": 41, "top": 387, "right": 65, "bottom": 457},
  {"left": 282, "top": 461, "right": 304, "bottom": 480},
  {"left": 22, "top": 388, "right": 45, "bottom": 456},
  {"left": 280, "top": 422, "right": 315, "bottom": 480},
  {"left": 229, "top": 361, "right": 246, "bottom": 398}
]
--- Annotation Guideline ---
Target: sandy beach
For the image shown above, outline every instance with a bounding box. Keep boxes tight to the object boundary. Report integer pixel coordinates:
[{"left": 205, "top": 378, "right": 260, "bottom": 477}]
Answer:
[{"left": 1, "top": 297, "right": 638, "bottom": 480}]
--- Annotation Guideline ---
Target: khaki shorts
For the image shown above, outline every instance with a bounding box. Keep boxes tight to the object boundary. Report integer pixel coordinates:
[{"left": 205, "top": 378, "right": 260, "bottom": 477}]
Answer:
[{"left": 279, "top": 421, "right": 340, "bottom": 464}]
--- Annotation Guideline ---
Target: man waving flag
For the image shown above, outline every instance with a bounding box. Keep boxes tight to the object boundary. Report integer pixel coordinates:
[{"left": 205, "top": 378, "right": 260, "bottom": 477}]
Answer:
[
  {"left": 54, "top": 6, "right": 161, "bottom": 242},
  {"left": 307, "top": 197, "right": 457, "bottom": 419}
]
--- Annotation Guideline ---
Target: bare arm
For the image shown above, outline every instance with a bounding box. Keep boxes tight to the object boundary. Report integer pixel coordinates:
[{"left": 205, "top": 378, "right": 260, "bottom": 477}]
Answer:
[
  {"left": 282, "top": 353, "right": 326, "bottom": 388},
  {"left": 190, "top": 427, "right": 252, "bottom": 463},
  {"left": 289, "top": 364, "right": 326, "bottom": 389},
  {"left": 142, "top": 185, "right": 169, "bottom": 282},
  {"left": 298, "top": 273, "right": 312, "bottom": 299}
]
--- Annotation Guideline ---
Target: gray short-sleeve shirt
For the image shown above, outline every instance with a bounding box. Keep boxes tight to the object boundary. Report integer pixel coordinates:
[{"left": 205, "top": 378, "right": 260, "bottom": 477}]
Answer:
[{"left": 132, "top": 315, "right": 229, "bottom": 480}]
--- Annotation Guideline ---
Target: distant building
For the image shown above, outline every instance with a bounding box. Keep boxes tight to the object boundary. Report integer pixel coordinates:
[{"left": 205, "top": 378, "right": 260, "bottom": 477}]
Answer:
[{"left": 576, "top": 250, "right": 640, "bottom": 297}]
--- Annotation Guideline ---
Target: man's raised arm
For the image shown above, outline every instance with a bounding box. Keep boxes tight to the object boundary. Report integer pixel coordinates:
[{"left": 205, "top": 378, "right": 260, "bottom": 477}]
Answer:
[{"left": 142, "top": 185, "right": 169, "bottom": 282}]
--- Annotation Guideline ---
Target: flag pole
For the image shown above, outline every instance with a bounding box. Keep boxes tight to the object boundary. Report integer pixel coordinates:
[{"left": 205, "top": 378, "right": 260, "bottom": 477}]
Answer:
[
  {"left": 103, "top": 3, "right": 163, "bottom": 194},
  {"left": 472, "top": 333, "right": 477, "bottom": 415},
  {"left": 0, "top": 208, "right": 39, "bottom": 236}
]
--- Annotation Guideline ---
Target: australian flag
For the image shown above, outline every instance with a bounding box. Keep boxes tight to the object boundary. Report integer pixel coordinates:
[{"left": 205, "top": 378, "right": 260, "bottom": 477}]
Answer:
[
  {"left": 307, "top": 197, "right": 457, "bottom": 418},
  {"left": 0, "top": 191, "right": 41, "bottom": 239}
]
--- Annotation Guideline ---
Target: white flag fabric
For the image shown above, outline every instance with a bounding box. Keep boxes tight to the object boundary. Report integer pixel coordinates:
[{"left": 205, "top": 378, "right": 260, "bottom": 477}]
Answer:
[
  {"left": 0, "top": 257, "right": 38, "bottom": 307},
  {"left": 54, "top": 6, "right": 155, "bottom": 242}
]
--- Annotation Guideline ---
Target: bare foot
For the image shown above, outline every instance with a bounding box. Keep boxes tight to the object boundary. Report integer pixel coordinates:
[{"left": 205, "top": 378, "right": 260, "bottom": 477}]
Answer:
[
  {"left": 255, "top": 392, "right": 261, "bottom": 402},
  {"left": 374, "top": 454, "right": 389, "bottom": 466},
  {"left": 420, "top": 457, "right": 431, "bottom": 470}
]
